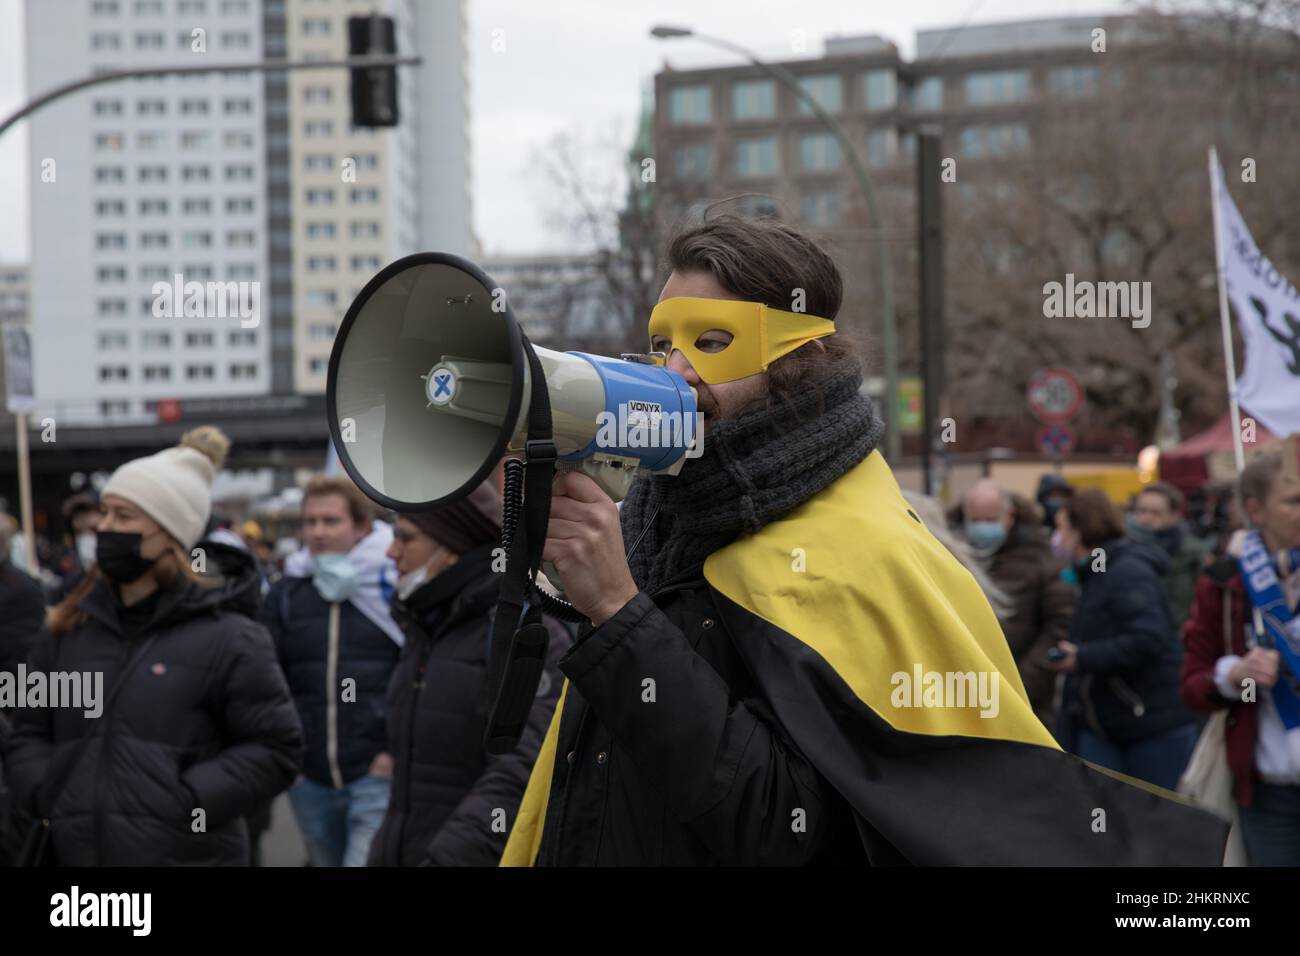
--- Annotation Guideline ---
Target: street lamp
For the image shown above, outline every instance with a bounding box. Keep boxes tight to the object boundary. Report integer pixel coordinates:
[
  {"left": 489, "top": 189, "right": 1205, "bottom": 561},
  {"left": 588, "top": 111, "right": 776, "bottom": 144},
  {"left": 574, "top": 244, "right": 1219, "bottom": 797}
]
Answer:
[{"left": 650, "top": 24, "right": 900, "bottom": 460}]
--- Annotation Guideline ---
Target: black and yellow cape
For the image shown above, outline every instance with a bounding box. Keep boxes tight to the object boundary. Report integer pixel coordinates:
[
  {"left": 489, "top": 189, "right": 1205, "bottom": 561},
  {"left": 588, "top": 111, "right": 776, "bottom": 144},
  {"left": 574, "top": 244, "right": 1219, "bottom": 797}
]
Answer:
[{"left": 503, "top": 452, "right": 1226, "bottom": 865}]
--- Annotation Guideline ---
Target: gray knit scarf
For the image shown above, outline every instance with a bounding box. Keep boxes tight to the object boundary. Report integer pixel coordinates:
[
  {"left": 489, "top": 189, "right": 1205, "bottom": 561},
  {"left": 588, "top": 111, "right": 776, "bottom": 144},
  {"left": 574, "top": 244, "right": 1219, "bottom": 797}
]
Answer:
[{"left": 619, "top": 356, "right": 884, "bottom": 595}]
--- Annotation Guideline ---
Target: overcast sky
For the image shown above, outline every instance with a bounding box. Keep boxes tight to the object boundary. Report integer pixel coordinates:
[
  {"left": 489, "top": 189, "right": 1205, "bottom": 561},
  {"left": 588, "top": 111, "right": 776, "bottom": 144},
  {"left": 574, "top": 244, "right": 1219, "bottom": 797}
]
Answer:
[{"left": 0, "top": 0, "right": 1127, "bottom": 263}]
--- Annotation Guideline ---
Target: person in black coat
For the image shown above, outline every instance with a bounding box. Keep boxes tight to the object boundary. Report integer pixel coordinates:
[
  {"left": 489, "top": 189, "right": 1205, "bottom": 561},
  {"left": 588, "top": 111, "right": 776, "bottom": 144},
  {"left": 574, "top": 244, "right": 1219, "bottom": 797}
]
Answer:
[
  {"left": 1049, "top": 488, "right": 1197, "bottom": 790},
  {"left": 3, "top": 428, "right": 303, "bottom": 866},
  {"left": 367, "top": 477, "right": 570, "bottom": 867}
]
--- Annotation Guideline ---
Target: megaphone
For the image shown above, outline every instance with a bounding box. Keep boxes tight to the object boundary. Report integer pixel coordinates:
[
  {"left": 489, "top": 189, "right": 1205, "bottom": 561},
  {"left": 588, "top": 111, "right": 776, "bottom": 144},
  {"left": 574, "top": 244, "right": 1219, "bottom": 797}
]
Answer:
[
  {"left": 327, "top": 252, "right": 699, "bottom": 754},
  {"left": 326, "top": 252, "right": 700, "bottom": 513}
]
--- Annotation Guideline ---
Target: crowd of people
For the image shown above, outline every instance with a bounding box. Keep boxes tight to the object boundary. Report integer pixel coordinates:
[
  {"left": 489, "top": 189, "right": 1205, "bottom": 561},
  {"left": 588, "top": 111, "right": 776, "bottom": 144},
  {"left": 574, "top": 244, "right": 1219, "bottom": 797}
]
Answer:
[{"left": 0, "top": 215, "right": 1292, "bottom": 866}]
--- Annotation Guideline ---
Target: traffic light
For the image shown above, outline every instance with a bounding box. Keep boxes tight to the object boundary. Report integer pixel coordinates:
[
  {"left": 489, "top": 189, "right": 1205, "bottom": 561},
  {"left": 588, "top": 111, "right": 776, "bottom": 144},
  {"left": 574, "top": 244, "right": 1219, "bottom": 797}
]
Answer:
[{"left": 348, "top": 15, "right": 398, "bottom": 128}]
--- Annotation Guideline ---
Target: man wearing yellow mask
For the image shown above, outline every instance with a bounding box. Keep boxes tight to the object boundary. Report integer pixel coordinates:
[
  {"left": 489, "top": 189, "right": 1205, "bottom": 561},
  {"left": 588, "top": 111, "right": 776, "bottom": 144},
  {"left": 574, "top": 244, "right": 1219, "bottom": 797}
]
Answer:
[{"left": 502, "top": 214, "right": 1225, "bottom": 866}]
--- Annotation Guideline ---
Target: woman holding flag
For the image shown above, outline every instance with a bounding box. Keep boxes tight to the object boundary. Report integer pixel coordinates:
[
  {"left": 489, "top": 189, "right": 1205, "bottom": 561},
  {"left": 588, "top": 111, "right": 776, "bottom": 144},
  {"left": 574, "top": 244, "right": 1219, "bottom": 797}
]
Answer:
[{"left": 1182, "top": 445, "right": 1300, "bottom": 865}]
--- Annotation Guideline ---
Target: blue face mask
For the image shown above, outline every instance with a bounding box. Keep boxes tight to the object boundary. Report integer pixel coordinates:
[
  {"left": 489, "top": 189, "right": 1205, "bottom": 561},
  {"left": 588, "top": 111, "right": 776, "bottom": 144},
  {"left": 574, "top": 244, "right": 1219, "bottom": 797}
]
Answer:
[
  {"left": 965, "top": 520, "right": 1008, "bottom": 555},
  {"left": 312, "top": 552, "right": 358, "bottom": 603}
]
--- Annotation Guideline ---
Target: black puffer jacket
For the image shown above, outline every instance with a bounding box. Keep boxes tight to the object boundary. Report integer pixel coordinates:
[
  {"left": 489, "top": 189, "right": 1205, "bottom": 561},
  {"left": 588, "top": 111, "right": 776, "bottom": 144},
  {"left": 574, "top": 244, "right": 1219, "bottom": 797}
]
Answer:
[
  {"left": 261, "top": 572, "right": 400, "bottom": 787},
  {"left": 3, "top": 542, "right": 303, "bottom": 866},
  {"left": 368, "top": 545, "right": 570, "bottom": 866},
  {"left": 1058, "top": 536, "right": 1194, "bottom": 746},
  {"left": 0, "top": 560, "right": 46, "bottom": 691}
]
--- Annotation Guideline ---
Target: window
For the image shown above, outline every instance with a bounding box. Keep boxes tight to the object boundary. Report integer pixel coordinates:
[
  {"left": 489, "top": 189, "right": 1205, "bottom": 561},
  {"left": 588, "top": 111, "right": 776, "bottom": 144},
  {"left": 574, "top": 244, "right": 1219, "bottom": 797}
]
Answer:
[
  {"left": 134, "top": 0, "right": 163, "bottom": 13},
  {"left": 91, "top": 1, "right": 120, "bottom": 14},
  {"left": 179, "top": 99, "right": 209, "bottom": 116},
  {"left": 181, "top": 131, "right": 212, "bottom": 150},
  {"left": 306, "top": 256, "right": 337, "bottom": 272},
  {"left": 220, "top": 0, "right": 250, "bottom": 11},
  {"left": 182, "top": 198, "right": 212, "bottom": 215},
  {"left": 141, "top": 330, "right": 172, "bottom": 349},
  {"left": 93, "top": 100, "right": 123, "bottom": 116},
  {"left": 226, "top": 197, "right": 255, "bottom": 214},
  {"left": 668, "top": 85, "right": 711, "bottom": 124},
  {"left": 309, "top": 357, "right": 329, "bottom": 375},
  {"left": 732, "top": 80, "right": 775, "bottom": 120},
  {"left": 302, "top": 18, "right": 331, "bottom": 36},
  {"left": 94, "top": 132, "right": 124, "bottom": 151},
  {"left": 305, "top": 289, "right": 338, "bottom": 307},
  {"left": 135, "top": 32, "right": 165, "bottom": 50},
  {"left": 349, "top": 221, "right": 379, "bottom": 239},
  {"left": 177, "top": 0, "right": 206, "bottom": 12},
  {"left": 226, "top": 231, "right": 256, "bottom": 248},
  {"left": 959, "top": 123, "right": 1029, "bottom": 158},
  {"left": 100, "top": 400, "right": 130, "bottom": 417},
  {"left": 306, "top": 221, "right": 337, "bottom": 239},
  {"left": 672, "top": 143, "right": 711, "bottom": 179},
  {"left": 227, "top": 264, "right": 256, "bottom": 280},
  {"left": 139, "top": 232, "right": 169, "bottom": 249},
  {"left": 136, "top": 99, "right": 166, "bottom": 116},
  {"left": 305, "top": 188, "right": 335, "bottom": 206},
  {"left": 304, "top": 120, "right": 334, "bottom": 138},
  {"left": 136, "top": 131, "right": 166, "bottom": 150},
  {"left": 303, "top": 85, "right": 333, "bottom": 103},
  {"left": 225, "top": 164, "right": 256, "bottom": 181},
  {"left": 90, "top": 33, "right": 122, "bottom": 51},
  {"left": 229, "top": 330, "right": 257, "bottom": 346},
  {"left": 138, "top": 165, "right": 168, "bottom": 183},
  {"left": 866, "top": 128, "right": 898, "bottom": 167},
  {"left": 138, "top": 198, "right": 169, "bottom": 215},
  {"left": 97, "top": 299, "right": 128, "bottom": 317},
  {"left": 223, "top": 131, "right": 254, "bottom": 149},
  {"left": 229, "top": 363, "right": 257, "bottom": 380},
  {"left": 964, "top": 70, "right": 1030, "bottom": 106},
  {"left": 96, "top": 199, "right": 126, "bottom": 216},
  {"left": 308, "top": 322, "right": 336, "bottom": 341},
  {"left": 735, "top": 136, "right": 778, "bottom": 177},
  {"left": 350, "top": 256, "right": 380, "bottom": 272},
  {"left": 223, "top": 98, "right": 253, "bottom": 115},
  {"left": 98, "top": 365, "right": 130, "bottom": 383},
  {"left": 186, "top": 331, "right": 215, "bottom": 348},
  {"left": 95, "top": 166, "right": 125, "bottom": 183},
  {"left": 304, "top": 153, "right": 334, "bottom": 172},
  {"left": 142, "top": 365, "right": 172, "bottom": 382},
  {"left": 1049, "top": 65, "right": 1100, "bottom": 99},
  {"left": 864, "top": 70, "right": 897, "bottom": 111},
  {"left": 797, "top": 75, "right": 842, "bottom": 115},
  {"left": 183, "top": 265, "right": 214, "bottom": 280},
  {"left": 352, "top": 153, "right": 378, "bottom": 170},
  {"left": 98, "top": 266, "right": 128, "bottom": 282},
  {"left": 911, "top": 76, "right": 943, "bottom": 112},
  {"left": 186, "top": 365, "right": 215, "bottom": 381},
  {"left": 96, "top": 233, "right": 127, "bottom": 250},
  {"left": 799, "top": 133, "right": 840, "bottom": 172},
  {"left": 221, "top": 32, "right": 251, "bottom": 49},
  {"left": 181, "top": 165, "right": 211, "bottom": 182},
  {"left": 349, "top": 188, "right": 378, "bottom": 204},
  {"left": 182, "top": 231, "right": 213, "bottom": 248},
  {"left": 140, "top": 264, "right": 169, "bottom": 280}
]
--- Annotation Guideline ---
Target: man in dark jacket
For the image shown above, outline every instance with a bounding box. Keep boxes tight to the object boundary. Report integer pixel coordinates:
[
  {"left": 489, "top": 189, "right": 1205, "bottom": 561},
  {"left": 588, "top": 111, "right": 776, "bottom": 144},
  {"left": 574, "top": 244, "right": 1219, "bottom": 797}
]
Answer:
[
  {"left": 1127, "top": 481, "right": 1208, "bottom": 631},
  {"left": 367, "top": 479, "right": 569, "bottom": 866},
  {"left": 954, "top": 480, "right": 1074, "bottom": 730},
  {"left": 262, "top": 475, "right": 402, "bottom": 867},
  {"left": 500, "top": 216, "right": 1224, "bottom": 866},
  {"left": 1050, "top": 489, "right": 1197, "bottom": 790}
]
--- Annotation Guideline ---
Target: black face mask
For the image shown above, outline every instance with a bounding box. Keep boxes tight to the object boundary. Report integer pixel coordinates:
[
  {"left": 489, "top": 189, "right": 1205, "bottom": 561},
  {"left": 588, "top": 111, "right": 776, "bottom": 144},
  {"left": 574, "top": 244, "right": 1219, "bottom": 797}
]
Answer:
[{"left": 96, "top": 531, "right": 159, "bottom": 583}]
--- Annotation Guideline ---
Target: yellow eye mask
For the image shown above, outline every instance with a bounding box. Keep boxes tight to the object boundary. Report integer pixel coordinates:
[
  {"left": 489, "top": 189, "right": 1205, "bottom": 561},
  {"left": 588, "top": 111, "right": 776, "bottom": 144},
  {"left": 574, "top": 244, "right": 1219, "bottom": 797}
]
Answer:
[{"left": 647, "top": 296, "right": 836, "bottom": 385}]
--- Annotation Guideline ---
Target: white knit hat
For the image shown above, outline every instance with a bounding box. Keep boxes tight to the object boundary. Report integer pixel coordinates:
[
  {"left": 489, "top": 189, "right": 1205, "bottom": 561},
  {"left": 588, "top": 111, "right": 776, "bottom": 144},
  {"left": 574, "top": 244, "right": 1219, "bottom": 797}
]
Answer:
[{"left": 101, "top": 426, "right": 230, "bottom": 550}]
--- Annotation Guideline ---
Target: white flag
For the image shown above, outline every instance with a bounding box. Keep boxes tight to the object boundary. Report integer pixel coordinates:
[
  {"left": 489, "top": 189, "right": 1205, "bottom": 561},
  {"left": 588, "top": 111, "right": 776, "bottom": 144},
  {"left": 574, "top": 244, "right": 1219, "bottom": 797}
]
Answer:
[{"left": 1213, "top": 155, "right": 1300, "bottom": 437}]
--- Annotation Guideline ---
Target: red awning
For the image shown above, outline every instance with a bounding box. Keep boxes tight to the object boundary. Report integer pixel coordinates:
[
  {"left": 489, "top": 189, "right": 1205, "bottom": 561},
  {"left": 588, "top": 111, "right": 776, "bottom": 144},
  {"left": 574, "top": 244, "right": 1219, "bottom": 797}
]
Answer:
[{"left": 1160, "top": 411, "right": 1278, "bottom": 491}]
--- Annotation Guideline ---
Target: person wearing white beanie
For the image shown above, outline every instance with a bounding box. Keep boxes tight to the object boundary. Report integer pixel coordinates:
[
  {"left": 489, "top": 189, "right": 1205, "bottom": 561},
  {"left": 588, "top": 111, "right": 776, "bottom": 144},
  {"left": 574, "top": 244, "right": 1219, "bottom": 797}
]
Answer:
[{"left": 5, "top": 425, "right": 304, "bottom": 866}]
